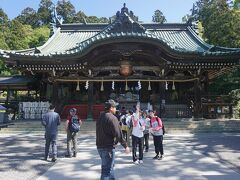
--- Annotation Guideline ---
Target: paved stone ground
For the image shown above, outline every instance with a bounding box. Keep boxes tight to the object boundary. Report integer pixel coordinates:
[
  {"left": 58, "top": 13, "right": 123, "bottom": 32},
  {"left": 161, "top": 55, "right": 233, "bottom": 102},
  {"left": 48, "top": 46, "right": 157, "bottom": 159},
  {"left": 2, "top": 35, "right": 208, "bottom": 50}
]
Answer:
[
  {"left": 0, "top": 133, "right": 239, "bottom": 180},
  {"left": 178, "top": 133, "right": 240, "bottom": 173}
]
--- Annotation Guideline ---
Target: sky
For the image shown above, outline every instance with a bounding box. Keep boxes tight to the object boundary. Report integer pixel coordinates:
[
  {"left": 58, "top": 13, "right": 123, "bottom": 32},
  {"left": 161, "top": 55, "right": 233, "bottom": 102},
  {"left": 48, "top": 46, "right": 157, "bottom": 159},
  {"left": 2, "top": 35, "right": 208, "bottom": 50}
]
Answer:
[{"left": 0, "top": 0, "right": 196, "bottom": 23}]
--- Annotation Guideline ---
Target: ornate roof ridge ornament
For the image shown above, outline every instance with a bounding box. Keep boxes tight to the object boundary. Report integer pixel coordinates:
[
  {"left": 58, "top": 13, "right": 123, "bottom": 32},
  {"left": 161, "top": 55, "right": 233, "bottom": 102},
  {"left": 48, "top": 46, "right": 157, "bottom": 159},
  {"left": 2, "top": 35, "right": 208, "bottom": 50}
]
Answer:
[
  {"left": 50, "top": 5, "right": 63, "bottom": 34},
  {"left": 111, "top": 3, "right": 146, "bottom": 33},
  {"left": 121, "top": 3, "right": 129, "bottom": 14}
]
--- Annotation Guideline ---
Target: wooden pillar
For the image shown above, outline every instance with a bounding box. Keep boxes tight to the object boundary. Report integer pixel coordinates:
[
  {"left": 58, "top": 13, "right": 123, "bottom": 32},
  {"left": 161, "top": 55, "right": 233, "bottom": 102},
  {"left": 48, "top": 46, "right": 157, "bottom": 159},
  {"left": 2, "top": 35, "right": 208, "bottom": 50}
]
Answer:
[
  {"left": 52, "top": 82, "right": 59, "bottom": 104},
  {"left": 159, "top": 82, "right": 165, "bottom": 118},
  {"left": 39, "top": 81, "right": 45, "bottom": 101},
  {"left": 5, "top": 86, "right": 10, "bottom": 106},
  {"left": 205, "top": 72, "right": 209, "bottom": 96},
  {"left": 87, "top": 81, "right": 94, "bottom": 120},
  {"left": 229, "top": 105, "right": 233, "bottom": 119},
  {"left": 194, "top": 79, "right": 202, "bottom": 119}
]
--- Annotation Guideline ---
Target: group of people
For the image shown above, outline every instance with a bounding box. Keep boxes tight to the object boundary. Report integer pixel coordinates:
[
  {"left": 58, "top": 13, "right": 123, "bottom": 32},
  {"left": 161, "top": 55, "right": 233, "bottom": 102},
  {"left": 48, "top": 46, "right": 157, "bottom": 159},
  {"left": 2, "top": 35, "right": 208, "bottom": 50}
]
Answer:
[
  {"left": 97, "top": 99, "right": 165, "bottom": 179},
  {"left": 119, "top": 106, "right": 165, "bottom": 161},
  {"left": 41, "top": 105, "right": 82, "bottom": 162},
  {"left": 41, "top": 99, "right": 165, "bottom": 180}
]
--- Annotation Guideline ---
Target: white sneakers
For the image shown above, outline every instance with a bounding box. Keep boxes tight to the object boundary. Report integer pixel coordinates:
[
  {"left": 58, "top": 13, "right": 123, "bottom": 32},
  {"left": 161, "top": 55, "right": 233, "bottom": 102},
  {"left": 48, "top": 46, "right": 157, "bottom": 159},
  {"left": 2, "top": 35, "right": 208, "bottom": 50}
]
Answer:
[
  {"left": 139, "top": 160, "right": 143, "bottom": 164},
  {"left": 133, "top": 160, "right": 143, "bottom": 164},
  {"left": 133, "top": 160, "right": 139, "bottom": 165}
]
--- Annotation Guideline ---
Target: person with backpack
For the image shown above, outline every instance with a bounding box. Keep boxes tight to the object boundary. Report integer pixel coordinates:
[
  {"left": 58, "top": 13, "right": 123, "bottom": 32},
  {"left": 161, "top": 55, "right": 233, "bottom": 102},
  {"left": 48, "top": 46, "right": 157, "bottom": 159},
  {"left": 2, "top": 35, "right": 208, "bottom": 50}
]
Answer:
[
  {"left": 126, "top": 110, "right": 134, "bottom": 146},
  {"left": 120, "top": 111, "right": 128, "bottom": 141},
  {"left": 149, "top": 109, "right": 165, "bottom": 160},
  {"left": 65, "top": 108, "right": 82, "bottom": 158}
]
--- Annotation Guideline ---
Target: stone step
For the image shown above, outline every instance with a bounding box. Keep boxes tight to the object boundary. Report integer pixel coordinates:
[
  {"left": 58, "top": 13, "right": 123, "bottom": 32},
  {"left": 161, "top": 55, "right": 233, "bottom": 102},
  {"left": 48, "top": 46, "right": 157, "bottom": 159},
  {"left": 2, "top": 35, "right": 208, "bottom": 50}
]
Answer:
[{"left": 1, "top": 119, "right": 240, "bottom": 134}]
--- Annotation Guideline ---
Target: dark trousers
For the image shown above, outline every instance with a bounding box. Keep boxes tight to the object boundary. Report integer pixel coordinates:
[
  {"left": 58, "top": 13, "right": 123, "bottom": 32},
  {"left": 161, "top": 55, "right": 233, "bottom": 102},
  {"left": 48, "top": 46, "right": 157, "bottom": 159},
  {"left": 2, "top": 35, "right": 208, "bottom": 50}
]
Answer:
[
  {"left": 97, "top": 148, "right": 115, "bottom": 180},
  {"left": 45, "top": 133, "right": 57, "bottom": 159},
  {"left": 153, "top": 135, "right": 164, "bottom": 156},
  {"left": 132, "top": 135, "right": 144, "bottom": 161},
  {"left": 144, "top": 133, "right": 149, "bottom": 150},
  {"left": 67, "top": 130, "right": 78, "bottom": 155}
]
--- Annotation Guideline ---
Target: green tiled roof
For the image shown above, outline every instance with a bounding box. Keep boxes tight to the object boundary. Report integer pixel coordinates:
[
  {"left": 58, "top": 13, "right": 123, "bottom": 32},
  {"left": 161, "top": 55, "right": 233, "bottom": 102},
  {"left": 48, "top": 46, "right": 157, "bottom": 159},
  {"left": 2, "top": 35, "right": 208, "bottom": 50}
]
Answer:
[{"left": 1, "top": 5, "right": 240, "bottom": 60}]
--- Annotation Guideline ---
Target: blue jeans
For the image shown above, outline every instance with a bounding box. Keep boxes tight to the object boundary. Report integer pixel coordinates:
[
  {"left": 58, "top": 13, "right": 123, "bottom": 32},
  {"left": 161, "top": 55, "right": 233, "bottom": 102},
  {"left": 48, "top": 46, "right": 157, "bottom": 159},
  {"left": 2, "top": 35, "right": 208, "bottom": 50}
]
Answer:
[
  {"left": 97, "top": 148, "right": 115, "bottom": 180},
  {"left": 45, "top": 133, "right": 57, "bottom": 159}
]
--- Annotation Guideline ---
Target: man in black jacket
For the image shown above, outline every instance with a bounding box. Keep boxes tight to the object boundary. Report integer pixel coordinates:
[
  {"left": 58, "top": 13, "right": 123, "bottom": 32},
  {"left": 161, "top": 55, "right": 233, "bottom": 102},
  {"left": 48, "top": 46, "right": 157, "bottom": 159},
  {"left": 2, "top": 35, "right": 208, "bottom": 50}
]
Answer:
[{"left": 96, "top": 99, "right": 130, "bottom": 180}]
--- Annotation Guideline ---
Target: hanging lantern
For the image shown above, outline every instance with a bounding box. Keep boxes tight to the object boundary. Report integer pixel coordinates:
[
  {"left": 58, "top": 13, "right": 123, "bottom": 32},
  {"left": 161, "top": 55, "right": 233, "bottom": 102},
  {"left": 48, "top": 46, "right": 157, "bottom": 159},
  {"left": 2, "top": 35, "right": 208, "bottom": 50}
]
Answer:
[
  {"left": 119, "top": 61, "right": 133, "bottom": 77},
  {"left": 172, "top": 81, "right": 176, "bottom": 90},
  {"left": 165, "top": 81, "right": 168, "bottom": 90},
  {"left": 148, "top": 81, "right": 151, "bottom": 91},
  {"left": 76, "top": 81, "right": 80, "bottom": 91},
  {"left": 161, "top": 69, "right": 165, "bottom": 76},
  {"left": 112, "top": 81, "right": 115, "bottom": 90},
  {"left": 197, "top": 68, "right": 201, "bottom": 75},
  {"left": 138, "top": 80, "right": 142, "bottom": 90},
  {"left": 52, "top": 68, "right": 56, "bottom": 76},
  {"left": 85, "top": 81, "right": 89, "bottom": 90},
  {"left": 88, "top": 69, "right": 92, "bottom": 76},
  {"left": 100, "top": 81, "right": 104, "bottom": 91},
  {"left": 125, "top": 80, "right": 129, "bottom": 91}
]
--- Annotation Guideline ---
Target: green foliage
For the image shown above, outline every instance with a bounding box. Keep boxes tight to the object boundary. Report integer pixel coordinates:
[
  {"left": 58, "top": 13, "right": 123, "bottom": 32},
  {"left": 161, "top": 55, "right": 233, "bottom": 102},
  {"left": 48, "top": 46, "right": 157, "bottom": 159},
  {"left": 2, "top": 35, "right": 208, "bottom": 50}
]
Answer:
[
  {"left": 0, "top": 8, "right": 10, "bottom": 49},
  {"left": 182, "top": 14, "right": 191, "bottom": 23},
  {"left": 152, "top": 10, "right": 166, "bottom": 23},
  {"left": 56, "top": 0, "right": 76, "bottom": 23},
  {"left": 6, "top": 20, "right": 32, "bottom": 50},
  {"left": 191, "top": 0, "right": 240, "bottom": 100},
  {"left": 196, "top": 0, "right": 240, "bottom": 47},
  {"left": 233, "top": 0, "right": 240, "bottom": 9},
  {"left": 229, "top": 89, "right": 240, "bottom": 104},
  {"left": 73, "top": 11, "right": 109, "bottom": 23},
  {"left": 229, "top": 89, "right": 240, "bottom": 118},
  {"left": 15, "top": 7, "right": 39, "bottom": 28},
  {"left": 0, "top": 59, "right": 17, "bottom": 75},
  {"left": 0, "top": 33, "right": 9, "bottom": 49},
  {"left": 37, "top": 0, "right": 54, "bottom": 26},
  {"left": 209, "top": 67, "right": 240, "bottom": 94},
  {"left": 0, "top": 8, "right": 8, "bottom": 24},
  {"left": 28, "top": 26, "right": 50, "bottom": 48},
  {"left": 233, "top": 101, "right": 240, "bottom": 118},
  {"left": 73, "top": 11, "right": 87, "bottom": 23}
]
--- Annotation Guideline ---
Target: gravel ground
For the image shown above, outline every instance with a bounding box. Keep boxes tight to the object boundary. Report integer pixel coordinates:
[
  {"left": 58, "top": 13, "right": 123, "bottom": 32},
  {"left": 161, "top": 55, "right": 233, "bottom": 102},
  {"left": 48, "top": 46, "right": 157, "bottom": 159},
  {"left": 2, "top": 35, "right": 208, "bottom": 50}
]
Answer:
[{"left": 0, "top": 133, "right": 239, "bottom": 179}]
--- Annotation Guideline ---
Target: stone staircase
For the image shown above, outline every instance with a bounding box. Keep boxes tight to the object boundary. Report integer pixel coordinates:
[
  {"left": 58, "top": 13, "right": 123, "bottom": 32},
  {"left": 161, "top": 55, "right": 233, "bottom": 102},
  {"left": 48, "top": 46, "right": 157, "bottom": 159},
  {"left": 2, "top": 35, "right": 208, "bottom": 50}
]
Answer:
[
  {"left": 0, "top": 120, "right": 96, "bottom": 134},
  {"left": 1, "top": 119, "right": 240, "bottom": 134},
  {"left": 163, "top": 118, "right": 240, "bottom": 133}
]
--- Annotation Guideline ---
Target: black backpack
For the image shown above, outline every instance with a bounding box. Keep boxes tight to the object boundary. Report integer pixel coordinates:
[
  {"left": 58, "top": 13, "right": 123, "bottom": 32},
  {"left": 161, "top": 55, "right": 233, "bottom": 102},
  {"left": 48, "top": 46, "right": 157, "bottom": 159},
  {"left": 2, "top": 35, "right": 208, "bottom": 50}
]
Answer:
[
  {"left": 69, "top": 115, "right": 80, "bottom": 133},
  {"left": 121, "top": 115, "right": 127, "bottom": 125}
]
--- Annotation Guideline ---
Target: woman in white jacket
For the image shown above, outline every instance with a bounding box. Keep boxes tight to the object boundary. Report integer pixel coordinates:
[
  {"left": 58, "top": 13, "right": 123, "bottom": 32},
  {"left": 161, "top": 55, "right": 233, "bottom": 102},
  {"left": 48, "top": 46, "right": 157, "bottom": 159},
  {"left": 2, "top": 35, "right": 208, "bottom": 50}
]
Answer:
[{"left": 130, "top": 104, "right": 145, "bottom": 164}]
